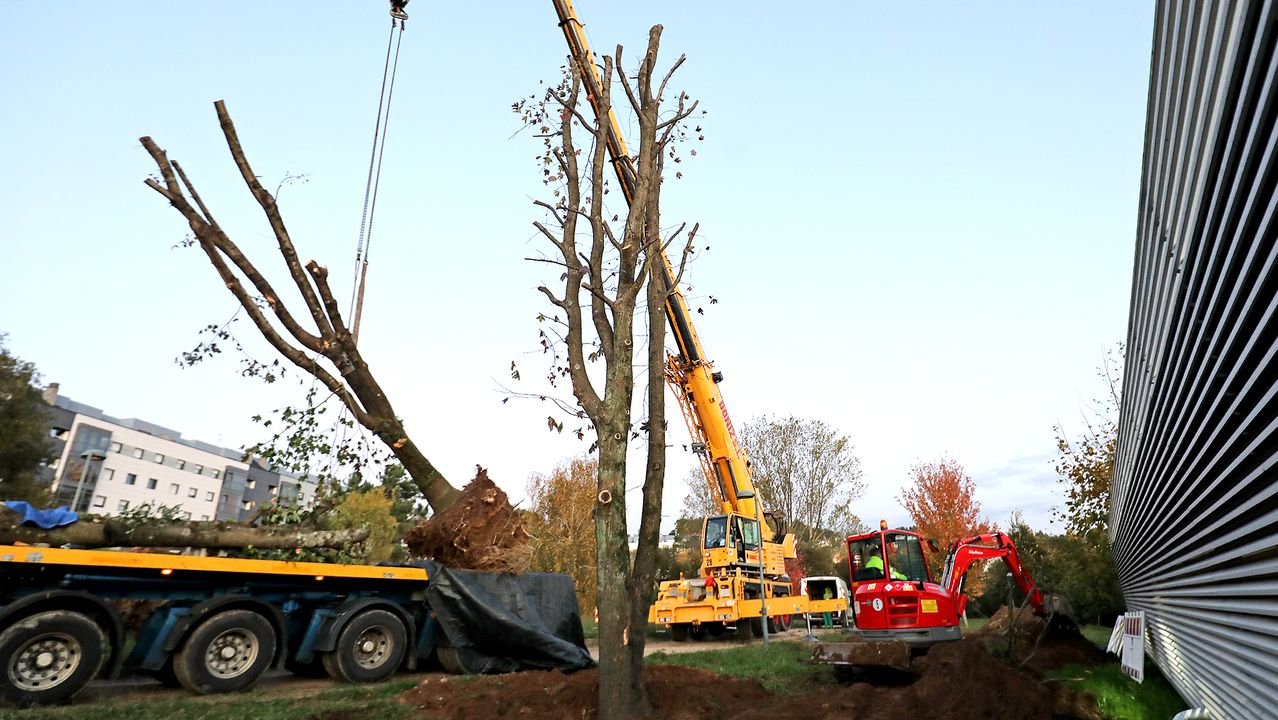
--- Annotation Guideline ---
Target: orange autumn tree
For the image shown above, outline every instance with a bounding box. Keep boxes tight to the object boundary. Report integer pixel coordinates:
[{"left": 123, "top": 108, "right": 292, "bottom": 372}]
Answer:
[{"left": 898, "top": 458, "right": 994, "bottom": 594}]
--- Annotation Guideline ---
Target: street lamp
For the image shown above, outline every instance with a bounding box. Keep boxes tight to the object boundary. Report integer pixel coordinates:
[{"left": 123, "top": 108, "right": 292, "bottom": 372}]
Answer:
[
  {"left": 71, "top": 450, "right": 107, "bottom": 513},
  {"left": 735, "top": 489, "right": 768, "bottom": 645}
]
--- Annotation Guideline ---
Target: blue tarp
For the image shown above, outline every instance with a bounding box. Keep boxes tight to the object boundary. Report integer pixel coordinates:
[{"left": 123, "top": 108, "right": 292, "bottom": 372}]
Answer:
[{"left": 2, "top": 501, "right": 78, "bottom": 529}]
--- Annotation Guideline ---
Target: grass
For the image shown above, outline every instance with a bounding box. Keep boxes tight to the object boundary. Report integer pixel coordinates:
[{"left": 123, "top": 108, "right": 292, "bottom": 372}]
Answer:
[
  {"left": 646, "top": 639, "right": 830, "bottom": 694},
  {"left": 3, "top": 678, "right": 422, "bottom": 720},
  {"left": 1045, "top": 660, "right": 1186, "bottom": 720}
]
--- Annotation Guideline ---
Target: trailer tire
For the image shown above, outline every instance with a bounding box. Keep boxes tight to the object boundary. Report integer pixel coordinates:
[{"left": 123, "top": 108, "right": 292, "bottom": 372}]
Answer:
[
  {"left": 705, "top": 622, "right": 725, "bottom": 637},
  {"left": 0, "top": 610, "right": 105, "bottom": 708},
  {"left": 749, "top": 617, "right": 766, "bottom": 637},
  {"left": 173, "top": 610, "right": 276, "bottom": 695},
  {"left": 321, "top": 610, "right": 407, "bottom": 684}
]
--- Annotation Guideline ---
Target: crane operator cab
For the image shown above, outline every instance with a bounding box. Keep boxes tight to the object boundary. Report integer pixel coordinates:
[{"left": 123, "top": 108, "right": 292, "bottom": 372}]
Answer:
[{"left": 702, "top": 514, "right": 776, "bottom": 574}]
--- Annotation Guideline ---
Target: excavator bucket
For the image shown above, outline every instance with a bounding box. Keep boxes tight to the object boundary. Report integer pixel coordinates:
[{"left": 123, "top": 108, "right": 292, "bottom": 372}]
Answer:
[
  {"left": 811, "top": 638, "right": 911, "bottom": 669},
  {"left": 1043, "top": 594, "right": 1080, "bottom": 633}
]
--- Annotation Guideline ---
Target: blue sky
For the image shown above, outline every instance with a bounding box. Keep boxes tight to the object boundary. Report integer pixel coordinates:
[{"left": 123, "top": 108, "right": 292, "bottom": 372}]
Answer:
[{"left": 0, "top": 2, "right": 1153, "bottom": 533}]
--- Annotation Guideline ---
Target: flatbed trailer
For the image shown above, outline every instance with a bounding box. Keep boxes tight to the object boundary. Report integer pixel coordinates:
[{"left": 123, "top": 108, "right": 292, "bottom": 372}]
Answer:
[{"left": 0, "top": 544, "right": 583, "bottom": 707}]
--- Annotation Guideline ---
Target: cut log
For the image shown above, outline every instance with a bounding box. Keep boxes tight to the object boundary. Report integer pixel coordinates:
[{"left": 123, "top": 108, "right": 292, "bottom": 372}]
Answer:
[
  {"left": 405, "top": 466, "right": 531, "bottom": 573},
  {"left": 0, "top": 507, "right": 368, "bottom": 549}
]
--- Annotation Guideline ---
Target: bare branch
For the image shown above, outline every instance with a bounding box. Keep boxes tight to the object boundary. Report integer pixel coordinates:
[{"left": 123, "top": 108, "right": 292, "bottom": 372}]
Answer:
[{"left": 213, "top": 100, "right": 335, "bottom": 340}]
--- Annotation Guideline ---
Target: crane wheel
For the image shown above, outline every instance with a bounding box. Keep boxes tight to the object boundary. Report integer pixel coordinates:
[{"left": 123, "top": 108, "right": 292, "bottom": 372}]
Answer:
[
  {"left": 173, "top": 610, "right": 276, "bottom": 695},
  {"left": 0, "top": 610, "right": 106, "bottom": 708},
  {"left": 670, "top": 624, "right": 689, "bottom": 642}
]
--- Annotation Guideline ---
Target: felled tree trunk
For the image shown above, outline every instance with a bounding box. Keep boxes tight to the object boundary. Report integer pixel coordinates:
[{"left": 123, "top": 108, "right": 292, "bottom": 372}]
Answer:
[{"left": 0, "top": 508, "right": 368, "bottom": 549}]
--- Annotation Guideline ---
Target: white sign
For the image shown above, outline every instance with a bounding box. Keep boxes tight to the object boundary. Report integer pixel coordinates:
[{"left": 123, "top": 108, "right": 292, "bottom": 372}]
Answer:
[{"left": 1120, "top": 611, "right": 1145, "bottom": 683}]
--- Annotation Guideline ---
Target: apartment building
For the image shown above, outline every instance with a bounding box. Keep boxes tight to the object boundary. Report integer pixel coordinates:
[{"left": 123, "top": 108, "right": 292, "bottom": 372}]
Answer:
[{"left": 43, "top": 385, "right": 313, "bottom": 521}]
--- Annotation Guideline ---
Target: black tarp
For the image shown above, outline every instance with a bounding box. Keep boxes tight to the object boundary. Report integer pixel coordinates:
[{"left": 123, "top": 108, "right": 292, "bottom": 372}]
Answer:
[{"left": 417, "top": 560, "right": 595, "bottom": 673}]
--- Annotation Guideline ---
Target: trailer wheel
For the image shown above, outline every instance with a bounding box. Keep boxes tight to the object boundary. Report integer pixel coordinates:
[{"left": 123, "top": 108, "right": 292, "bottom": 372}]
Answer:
[
  {"left": 173, "top": 610, "right": 276, "bottom": 694},
  {"left": 321, "top": 610, "right": 407, "bottom": 684},
  {"left": 705, "top": 622, "right": 725, "bottom": 637},
  {"left": 0, "top": 611, "right": 105, "bottom": 708},
  {"left": 749, "top": 617, "right": 766, "bottom": 637}
]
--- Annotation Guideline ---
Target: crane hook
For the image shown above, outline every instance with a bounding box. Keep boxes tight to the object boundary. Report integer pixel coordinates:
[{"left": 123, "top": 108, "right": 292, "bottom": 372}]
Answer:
[{"left": 389, "top": 0, "right": 408, "bottom": 26}]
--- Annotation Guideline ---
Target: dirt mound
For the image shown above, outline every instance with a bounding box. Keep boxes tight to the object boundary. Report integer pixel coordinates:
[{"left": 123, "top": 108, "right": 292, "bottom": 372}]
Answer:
[
  {"left": 399, "top": 641, "right": 1103, "bottom": 720},
  {"left": 975, "top": 605, "right": 1107, "bottom": 673},
  {"left": 399, "top": 665, "right": 774, "bottom": 720},
  {"left": 404, "top": 467, "right": 531, "bottom": 573}
]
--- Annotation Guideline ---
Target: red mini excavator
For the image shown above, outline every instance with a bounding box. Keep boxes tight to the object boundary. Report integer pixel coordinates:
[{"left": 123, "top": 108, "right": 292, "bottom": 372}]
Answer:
[{"left": 813, "top": 521, "right": 1068, "bottom": 668}]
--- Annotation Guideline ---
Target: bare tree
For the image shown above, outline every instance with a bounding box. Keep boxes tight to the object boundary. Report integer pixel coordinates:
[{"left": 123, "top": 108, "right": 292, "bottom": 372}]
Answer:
[
  {"left": 525, "top": 26, "right": 696, "bottom": 719},
  {"left": 741, "top": 415, "right": 866, "bottom": 541},
  {"left": 139, "top": 103, "right": 461, "bottom": 513}
]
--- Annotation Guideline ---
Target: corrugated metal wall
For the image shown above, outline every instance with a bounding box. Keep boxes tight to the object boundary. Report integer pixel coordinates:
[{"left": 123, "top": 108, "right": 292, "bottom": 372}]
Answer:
[{"left": 1112, "top": 1, "right": 1278, "bottom": 717}]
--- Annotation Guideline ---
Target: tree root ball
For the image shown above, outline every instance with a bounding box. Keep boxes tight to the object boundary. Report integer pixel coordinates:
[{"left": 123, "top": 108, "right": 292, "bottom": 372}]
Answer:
[{"left": 405, "top": 466, "right": 531, "bottom": 573}]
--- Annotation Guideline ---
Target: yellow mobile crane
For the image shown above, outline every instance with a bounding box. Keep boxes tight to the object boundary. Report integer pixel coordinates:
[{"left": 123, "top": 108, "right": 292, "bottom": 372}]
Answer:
[{"left": 551, "top": 1, "right": 846, "bottom": 639}]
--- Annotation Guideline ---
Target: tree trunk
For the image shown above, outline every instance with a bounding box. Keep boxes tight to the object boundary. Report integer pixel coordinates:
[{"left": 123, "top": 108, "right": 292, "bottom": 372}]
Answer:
[
  {"left": 0, "top": 509, "right": 367, "bottom": 549},
  {"left": 594, "top": 431, "right": 640, "bottom": 720}
]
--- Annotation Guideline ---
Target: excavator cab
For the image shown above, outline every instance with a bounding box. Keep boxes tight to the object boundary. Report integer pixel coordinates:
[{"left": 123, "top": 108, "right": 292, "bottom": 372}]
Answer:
[{"left": 848, "top": 532, "right": 930, "bottom": 583}]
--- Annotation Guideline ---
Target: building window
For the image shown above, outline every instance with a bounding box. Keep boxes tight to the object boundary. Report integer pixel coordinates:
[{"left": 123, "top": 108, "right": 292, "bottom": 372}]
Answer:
[
  {"left": 110, "top": 442, "right": 122, "bottom": 453},
  {"left": 147, "top": 478, "right": 157, "bottom": 490},
  {"left": 101, "top": 468, "right": 114, "bottom": 482},
  {"left": 176, "top": 459, "right": 186, "bottom": 470},
  {"left": 268, "top": 484, "right": 277, "bottom": 496},
  {"left": 154, "top": 453, "right": 165, "bottom": 464},
  {"left": 170, "top": 483, "right": 180, "bottom": 495},
  {"left": 205, "top": 491, "right": 215, "bottom": 502},
  {"left": 211, "top": 469, "right": 220, "bottom": 479},
  {"left": 117, "top": 500, "right": 129, "bottom": 511},
  {"left": 246, "top": 479, "right": 256, "bottom": 490},
  {"left": 221, "top": 494, "right": 228, "bottom": 505},
  {"left": 193, "top": 464, "right": 204, "bottom": 475},
  {"left": 93, "top": 495, "right": 106, "bottom": 508},
  {"left": 201, "top": 515, "right": 210, "bottom": 521},
  {"left": 125, "top": 473, "right": 137, "bottom": 486},
  {"left": 242, "top": 500, "right": 254, "bottom": 511},
  {"left": 132, "top": 448, "right": 144, "bottom": 459},
  {"left": 188, "top": 487, "right": 197, "bottom": 498}
]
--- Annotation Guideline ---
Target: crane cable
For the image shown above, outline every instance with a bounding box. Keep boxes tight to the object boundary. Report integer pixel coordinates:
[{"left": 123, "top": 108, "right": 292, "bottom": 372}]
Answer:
[
  {"left": 325, "top": 3, "right": 408, "bottom": 487},
  {"left": 348, "top": 4, "right": 408, "bottom": 344}
]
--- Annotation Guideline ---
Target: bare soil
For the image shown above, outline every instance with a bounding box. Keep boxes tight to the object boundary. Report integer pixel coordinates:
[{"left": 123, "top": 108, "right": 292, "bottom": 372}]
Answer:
[
  {"left": 404, "top": 467, "right": 531, "bottom": 572},
  {"left": 399, "top": 607, "right": 1108, "bottom": 720}
]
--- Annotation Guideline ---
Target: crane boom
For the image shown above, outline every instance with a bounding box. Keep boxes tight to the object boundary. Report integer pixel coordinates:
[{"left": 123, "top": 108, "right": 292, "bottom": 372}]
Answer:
[{"left": 551, "top": 0, "right": 766, "bottom": 532}]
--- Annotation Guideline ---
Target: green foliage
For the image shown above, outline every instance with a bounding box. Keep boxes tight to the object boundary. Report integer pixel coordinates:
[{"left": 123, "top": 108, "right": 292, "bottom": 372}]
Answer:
[
  {"left": 1045, "top": 660, "right": 1187, "bottom": 720},
  {"left": 14, "top": 677, "right": 421, "bottom": 720},
  {"left": 0, "top": 334, "right": 55, "bottom": 505},
  {"left": 1053, "top": 344, "right": 1122, "bottom": 536},
  {"left": 325, "top": 489, "right": 400, "bottom": 562},
  {"left": 244, "top": 386, "right": 392, "bottom": 496},
  {"left": 108, "top": 502, "right": 187, "bottom": 527},
  {"left": 647, "top": 641, "right": 834, "bottom": 695}
]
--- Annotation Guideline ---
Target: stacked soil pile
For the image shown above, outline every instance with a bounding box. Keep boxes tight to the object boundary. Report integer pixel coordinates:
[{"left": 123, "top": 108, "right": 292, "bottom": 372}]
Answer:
[
  {"left": 974, "top": 605, "right": 1107, "bottom": 673},
  {"left": 404, "top": 467, "right": 531, "bottom": 573},
  {"left": 399, "top": 639, "right": 1104, "bottom": 720}
]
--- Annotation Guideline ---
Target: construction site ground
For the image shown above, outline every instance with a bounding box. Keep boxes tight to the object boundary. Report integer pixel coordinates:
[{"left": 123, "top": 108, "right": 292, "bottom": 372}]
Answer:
[{"left": 13, "top": 610, "right": 1178, "bottom": 720}]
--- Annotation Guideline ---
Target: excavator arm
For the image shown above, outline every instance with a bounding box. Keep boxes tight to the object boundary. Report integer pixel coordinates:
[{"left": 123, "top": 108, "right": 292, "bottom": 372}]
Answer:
[
  {"left": 550, "top": 0, "right": 769, "bottom": 534},
  {"left": 939, "top": 532, "right": 1046, "bottom": 618}
]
